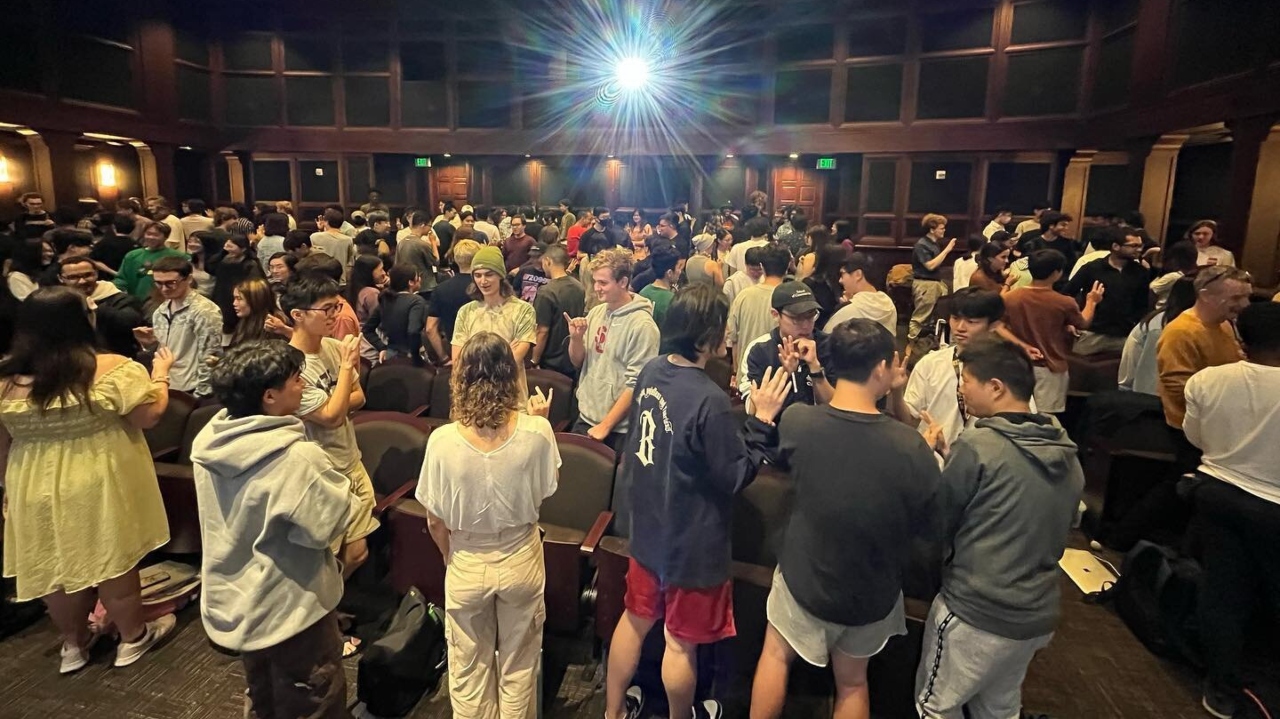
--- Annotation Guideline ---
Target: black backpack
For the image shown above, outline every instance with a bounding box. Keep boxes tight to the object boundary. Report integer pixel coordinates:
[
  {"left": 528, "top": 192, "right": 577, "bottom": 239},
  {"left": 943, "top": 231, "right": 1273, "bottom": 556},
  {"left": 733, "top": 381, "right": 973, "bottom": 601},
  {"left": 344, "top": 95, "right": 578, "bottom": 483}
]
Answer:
[
  {"left": 1108, "top": 540, "right": 1203, "bottom": 668},
  {"left": 357, "top": 587, "right": 447, "bottom": 717}
]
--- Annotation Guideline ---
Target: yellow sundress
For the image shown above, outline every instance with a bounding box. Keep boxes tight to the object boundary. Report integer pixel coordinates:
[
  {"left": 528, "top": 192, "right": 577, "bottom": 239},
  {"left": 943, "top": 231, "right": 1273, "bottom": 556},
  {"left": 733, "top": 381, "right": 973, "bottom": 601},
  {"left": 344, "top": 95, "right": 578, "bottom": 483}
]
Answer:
[{"left": 1, "top": 361, "right": 170, "bottom": 601}]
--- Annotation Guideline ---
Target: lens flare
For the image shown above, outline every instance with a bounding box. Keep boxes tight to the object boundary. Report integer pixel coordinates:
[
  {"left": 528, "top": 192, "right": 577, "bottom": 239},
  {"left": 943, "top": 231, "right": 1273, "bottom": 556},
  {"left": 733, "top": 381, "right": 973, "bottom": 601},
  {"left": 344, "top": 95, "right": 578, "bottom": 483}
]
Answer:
[{"left": 614, "top": 57, "right": 650, "bottom": 91}]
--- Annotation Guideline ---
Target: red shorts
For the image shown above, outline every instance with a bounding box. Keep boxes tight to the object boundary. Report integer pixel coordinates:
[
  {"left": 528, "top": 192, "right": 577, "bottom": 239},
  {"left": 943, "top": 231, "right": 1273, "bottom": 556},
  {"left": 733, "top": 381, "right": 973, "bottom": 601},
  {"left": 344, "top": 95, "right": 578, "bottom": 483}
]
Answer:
[{"left": 624, "top": 558, "right": 736, "bottom": 644}]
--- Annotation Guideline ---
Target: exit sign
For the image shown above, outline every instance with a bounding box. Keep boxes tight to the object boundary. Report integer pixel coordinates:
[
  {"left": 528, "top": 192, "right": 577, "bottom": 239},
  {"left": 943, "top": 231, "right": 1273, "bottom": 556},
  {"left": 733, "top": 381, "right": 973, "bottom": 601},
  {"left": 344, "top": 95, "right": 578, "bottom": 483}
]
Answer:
[
  {"left": 816, "top": 158, "right": 837, "bottom": 170},
  {"left": 414, "top": 157, "right": 429, "bottom": 167}
]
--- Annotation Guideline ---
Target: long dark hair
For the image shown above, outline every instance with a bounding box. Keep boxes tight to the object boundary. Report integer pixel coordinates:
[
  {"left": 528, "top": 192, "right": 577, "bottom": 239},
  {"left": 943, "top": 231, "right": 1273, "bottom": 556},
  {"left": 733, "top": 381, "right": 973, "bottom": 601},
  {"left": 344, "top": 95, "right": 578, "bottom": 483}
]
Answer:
[
  {"left": 811, "top": 244, "right": 849, "bottom": 295},
  {"left": 1162, "top": 240, "right": 1198, "bottom": 275},
  {"left": 348, "top": 255, "right": 383, "bottom": 306},
  {"left": 229, "top": 277, "right": 284, "bottom": 347},
  {"left": 225, "top": 233, "right": 256, "bottom": 262},
  {"left": 0, "top": 287, "right": 98, "bottom": 411},
  {"left": 976, "top": 241, "right": 1009, "bottom": 281}
]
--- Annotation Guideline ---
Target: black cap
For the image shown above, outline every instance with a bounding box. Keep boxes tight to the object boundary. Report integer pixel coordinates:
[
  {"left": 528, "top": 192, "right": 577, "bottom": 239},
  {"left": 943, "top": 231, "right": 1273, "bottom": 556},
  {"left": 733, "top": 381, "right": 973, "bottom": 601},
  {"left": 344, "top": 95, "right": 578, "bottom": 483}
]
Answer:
[{"left": 771, "top": 280, "right": 822, "bottom": 314}]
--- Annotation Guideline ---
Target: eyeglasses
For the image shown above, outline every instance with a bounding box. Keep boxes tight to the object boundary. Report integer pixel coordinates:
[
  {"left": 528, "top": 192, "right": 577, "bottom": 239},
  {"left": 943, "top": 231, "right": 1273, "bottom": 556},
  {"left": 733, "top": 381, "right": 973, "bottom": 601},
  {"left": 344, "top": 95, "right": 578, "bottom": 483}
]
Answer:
[
  {"left": 60, "top": 272, "right": 97, "bottom": 282},
  {"left": 304, "top": 304, "right": 342, "bottom": 317},
  {"left": 782, "top": 310, "right": 820, "bottom": 322},
  {"left": 153, "top": 279, "right": 185, "bottom": 289}
]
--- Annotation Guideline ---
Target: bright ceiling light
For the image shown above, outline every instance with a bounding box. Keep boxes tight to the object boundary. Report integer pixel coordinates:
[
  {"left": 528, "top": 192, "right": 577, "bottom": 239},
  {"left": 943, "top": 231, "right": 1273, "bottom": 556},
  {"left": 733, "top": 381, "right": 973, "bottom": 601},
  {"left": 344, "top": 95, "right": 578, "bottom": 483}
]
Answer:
[
  {"left": 725, "top": 153, "right": 735, "bottom": 159},
  {"left": 614, "top": 57, "right": 650, "bottom": 91},
  {"left": 443, "top": 153, "right": 451, "bottom": 158},
  {"left": 789, "top": 153, "right": 799, "bottom": 159}
]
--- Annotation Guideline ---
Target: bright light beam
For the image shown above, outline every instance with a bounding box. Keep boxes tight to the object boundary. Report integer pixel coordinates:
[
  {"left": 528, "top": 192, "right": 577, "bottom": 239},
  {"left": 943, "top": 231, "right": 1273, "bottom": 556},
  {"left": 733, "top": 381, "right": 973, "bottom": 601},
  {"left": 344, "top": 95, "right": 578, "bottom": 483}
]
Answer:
[{"left": 614, "top": 57, "right": 650, "bottom": 91}]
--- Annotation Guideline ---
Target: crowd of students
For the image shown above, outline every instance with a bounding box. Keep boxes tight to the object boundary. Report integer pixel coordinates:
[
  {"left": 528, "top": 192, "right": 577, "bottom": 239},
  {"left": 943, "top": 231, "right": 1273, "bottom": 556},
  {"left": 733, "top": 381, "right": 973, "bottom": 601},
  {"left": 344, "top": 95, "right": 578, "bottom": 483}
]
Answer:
[{"left": 0, "top": 189, "right": 1275, "bottom": 719}]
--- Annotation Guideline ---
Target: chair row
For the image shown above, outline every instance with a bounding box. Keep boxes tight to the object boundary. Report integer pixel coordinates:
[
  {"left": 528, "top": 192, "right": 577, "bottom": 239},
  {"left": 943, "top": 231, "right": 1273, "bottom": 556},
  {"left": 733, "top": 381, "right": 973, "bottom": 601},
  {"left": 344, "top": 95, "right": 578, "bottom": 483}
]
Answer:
[{"left": 362, "top": 362, "right": 578, "bottom": 431}]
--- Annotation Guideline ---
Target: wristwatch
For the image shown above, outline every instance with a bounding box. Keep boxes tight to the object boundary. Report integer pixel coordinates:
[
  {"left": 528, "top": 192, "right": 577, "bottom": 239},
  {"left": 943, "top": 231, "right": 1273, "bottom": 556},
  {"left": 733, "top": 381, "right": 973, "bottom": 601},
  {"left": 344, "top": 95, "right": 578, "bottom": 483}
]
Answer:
[{"left": 808, "top": 367, "right": 825, "bottom": 380}]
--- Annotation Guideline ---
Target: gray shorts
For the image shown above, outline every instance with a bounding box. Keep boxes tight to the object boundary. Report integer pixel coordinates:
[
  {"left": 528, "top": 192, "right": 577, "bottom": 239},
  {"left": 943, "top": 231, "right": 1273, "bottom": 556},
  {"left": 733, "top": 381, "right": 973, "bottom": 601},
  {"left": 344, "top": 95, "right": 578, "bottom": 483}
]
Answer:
[{"left": 766, "top": 568, "right": 906, "bottom": 667}]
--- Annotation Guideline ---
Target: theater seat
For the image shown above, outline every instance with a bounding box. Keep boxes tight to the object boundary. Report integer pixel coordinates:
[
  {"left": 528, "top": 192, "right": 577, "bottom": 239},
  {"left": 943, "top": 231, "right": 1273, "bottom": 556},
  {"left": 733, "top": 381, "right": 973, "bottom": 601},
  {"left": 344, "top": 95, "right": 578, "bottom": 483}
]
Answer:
[
  {"left": 1067, "top": 352, "right": 1122, "bottom": 396},
  {"left": 525, "top": 369, "right": 576, "bottom": 432},
  {"left": 541, "top": 433, "right": 615, "bottom": 633},
  {"left": 143, "top": 390, "right": 198, "bottom": 462},
  {"left": 177, "top": 403, "right": 223, "bottom": 464},
  {"left": 352, "top": 412, "right": 436, "bottom": 515},
  {"left": 428, "top": 365, "right": 452, "bottom": 420},
  {"left": 150, "top": 400, "right": 220, "bottom": 555},
  {"left": 362, "top": 364, "right": 436, "bottom": 416}
]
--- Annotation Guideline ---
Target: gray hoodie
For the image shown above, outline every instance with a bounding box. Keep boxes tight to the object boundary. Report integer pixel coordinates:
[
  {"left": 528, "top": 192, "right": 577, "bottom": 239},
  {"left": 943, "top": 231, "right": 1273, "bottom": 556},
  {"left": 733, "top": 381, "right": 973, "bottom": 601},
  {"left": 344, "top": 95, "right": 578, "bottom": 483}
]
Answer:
[
  {"left": 936, "top": 413, "right": 1084, "bottom": 640},
  {"left": 575, "top": 293, "right": 660, "bottom": 430},
  {"left": 191, "top": 410, "right": 360, "bottom": 652}
]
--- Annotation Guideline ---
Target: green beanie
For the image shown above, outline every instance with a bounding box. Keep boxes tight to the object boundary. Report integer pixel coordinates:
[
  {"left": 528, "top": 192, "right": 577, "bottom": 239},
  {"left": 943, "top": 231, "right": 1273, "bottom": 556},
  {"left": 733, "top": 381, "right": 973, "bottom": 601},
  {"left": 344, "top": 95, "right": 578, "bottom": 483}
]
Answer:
[{"left": 471, "top": 246, "right": 506, "bottom": 276}]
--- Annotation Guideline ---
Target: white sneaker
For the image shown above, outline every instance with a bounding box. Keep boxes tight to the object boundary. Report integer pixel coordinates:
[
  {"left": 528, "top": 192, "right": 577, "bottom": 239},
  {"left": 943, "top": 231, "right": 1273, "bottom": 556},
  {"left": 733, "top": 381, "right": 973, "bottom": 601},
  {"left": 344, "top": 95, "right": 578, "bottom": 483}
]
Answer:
[
  {"left": 59, "top": 638, "right": 94, "bottom": 675},
  {"left": 113, "top": 614, "right": 177, "bottom": 668}
]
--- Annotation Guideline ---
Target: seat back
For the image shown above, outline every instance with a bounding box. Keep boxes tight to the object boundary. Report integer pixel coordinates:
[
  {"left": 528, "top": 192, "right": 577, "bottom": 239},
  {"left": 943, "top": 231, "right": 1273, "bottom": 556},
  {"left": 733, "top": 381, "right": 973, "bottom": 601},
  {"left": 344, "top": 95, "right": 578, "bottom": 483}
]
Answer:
[
  {"left": 428, "top": 365, "right": 453, "bottom": 419},
  {"left": 525, "top": 368, "right": 576, "bottom": 431},
  {"left": 704, "top": 357, "right": 734, "bottom": 398},
  {"left": 363, "top": 364, "right": 436, "bottom": 415},
  {"left": 143, "top": 390, "right": 198, "bottom": 460},
  {"left": 177, "top": 403, "right": 223, "bottom": 464},
  {"left": 542, "top": 433, "right": 616, "bottom": 532},
  {"left": 353, "top": 413, "right": 433, "bottom": 497}
]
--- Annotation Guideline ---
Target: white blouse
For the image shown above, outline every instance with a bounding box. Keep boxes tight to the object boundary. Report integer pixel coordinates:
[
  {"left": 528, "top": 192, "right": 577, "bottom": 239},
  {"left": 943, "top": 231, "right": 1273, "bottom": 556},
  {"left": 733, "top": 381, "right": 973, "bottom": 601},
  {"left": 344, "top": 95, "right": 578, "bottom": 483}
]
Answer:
[{"left": 416, "top": 413, "right": 560, "bottom": 534}]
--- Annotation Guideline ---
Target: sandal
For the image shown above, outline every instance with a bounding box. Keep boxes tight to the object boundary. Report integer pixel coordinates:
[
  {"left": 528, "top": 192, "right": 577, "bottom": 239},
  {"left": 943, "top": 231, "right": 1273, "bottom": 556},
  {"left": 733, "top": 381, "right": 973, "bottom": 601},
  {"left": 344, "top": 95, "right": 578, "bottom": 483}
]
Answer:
[{"left": 342, "top": 636, "right": 362, "bottom": 659}]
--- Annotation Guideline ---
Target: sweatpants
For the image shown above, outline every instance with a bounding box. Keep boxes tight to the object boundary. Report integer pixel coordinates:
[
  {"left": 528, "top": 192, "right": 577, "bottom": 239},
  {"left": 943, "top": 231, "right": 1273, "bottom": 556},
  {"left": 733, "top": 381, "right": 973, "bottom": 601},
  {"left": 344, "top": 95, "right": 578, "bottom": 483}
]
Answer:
[
  {"left": 914, "top": 596, "right": 1052, "bottom": 719},
  {"left": 910, "top": 279, "right": 946, "bottom": 340},
  {"left": 444, "top": 525, "right": 545, "bottom": 719},
  {"left": 242, "top": 612, "right": 349, "bottom": 719},
  {"left": 1196, "top": 478, "right": 1280, "bottom": 693}
]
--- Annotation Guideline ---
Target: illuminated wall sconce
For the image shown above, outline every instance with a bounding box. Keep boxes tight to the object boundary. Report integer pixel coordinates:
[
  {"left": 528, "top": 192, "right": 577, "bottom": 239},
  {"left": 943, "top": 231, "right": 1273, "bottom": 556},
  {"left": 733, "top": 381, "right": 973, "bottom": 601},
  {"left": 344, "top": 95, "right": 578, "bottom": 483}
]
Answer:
[
  {"left": 0, "top": 155, "right": 11, "bottom": 183},
  {"left": 97, "top": 161, "right": 117, "bottom": 188}
]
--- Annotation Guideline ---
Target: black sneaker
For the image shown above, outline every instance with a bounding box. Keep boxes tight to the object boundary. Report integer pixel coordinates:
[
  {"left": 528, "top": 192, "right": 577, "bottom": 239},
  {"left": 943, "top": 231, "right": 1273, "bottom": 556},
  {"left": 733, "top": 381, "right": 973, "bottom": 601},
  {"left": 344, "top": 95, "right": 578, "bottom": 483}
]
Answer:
[
  {"left": 693, "top": 699, "right": 723, "bottom": 719},
  {"left": 624, "top": 686, "right": 644, "bottom": 719},
  {"left": 1201, "top": 681, "right": 1239, "bottom": 719}
]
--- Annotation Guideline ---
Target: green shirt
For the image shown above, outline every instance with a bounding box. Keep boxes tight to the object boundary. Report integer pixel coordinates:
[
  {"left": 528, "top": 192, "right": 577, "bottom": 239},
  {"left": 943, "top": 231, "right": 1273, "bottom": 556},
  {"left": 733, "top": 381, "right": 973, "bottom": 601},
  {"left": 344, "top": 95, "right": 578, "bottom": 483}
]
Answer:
[
  {"left": 113, "top": 246, "right": 190, "bottom": 299},
  {"left": 639, "top": 284, "right": 674, "bottom": 328}
]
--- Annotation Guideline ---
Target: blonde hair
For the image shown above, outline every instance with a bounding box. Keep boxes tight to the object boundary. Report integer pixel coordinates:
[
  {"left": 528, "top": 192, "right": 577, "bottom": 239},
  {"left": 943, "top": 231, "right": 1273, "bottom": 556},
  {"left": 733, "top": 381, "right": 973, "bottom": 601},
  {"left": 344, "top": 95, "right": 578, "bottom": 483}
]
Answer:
[
  {"left": 452, "top": 239, "right": 482, "bottom": 271},
  {"left": 450, "top": 332, "right": 523, "bottom": 430},
  {"left": 589, "top": 247, "right": 635, "bottom": 282},
  {"left": 921, "top": 213, "right": 948, "bottom": 231},
  {"left": 275, "top": 200, "right": 294, "bottom": 214}
]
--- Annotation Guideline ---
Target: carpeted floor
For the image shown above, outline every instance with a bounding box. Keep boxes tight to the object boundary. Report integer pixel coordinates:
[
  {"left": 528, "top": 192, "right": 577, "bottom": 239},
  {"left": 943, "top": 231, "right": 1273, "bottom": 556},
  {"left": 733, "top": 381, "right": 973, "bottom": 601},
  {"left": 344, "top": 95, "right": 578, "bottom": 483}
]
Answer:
[{"left": 4, "top": 546, "right": 1273, "bottom": 719}]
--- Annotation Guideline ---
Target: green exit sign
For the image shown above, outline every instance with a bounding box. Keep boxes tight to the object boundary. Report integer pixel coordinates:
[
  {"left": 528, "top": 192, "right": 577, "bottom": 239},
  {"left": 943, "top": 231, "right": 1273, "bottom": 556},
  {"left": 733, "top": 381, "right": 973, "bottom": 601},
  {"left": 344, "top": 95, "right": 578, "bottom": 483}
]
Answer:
[
  {"left": 816, "top": 158, "right": 837, "bottom": 170},
  {"left": 414, "top": 157, "right": 429, "bottom": 167}
]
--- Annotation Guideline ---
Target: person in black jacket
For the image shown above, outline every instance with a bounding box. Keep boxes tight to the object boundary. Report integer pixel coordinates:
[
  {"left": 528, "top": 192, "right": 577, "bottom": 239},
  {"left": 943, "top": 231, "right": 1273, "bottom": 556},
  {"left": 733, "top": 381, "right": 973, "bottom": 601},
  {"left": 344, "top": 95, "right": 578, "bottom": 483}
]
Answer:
[
  {"left": 362, "top": 265, "right": 429, "bottom": 364},
  {"left": 57, "top": 256, "right": 145, "bottom": 358},
  {"left": 211, "top": 234, "right": 266, "bottom": 333},
  {"left": 604, "top": 283, "right": 791, "bottom": 719}
]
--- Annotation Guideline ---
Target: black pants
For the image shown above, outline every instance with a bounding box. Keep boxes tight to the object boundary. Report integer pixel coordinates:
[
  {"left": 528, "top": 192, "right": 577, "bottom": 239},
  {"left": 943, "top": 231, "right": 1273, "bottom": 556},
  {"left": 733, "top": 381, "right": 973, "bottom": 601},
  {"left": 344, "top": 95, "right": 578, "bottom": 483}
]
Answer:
[
  {"left": 1196, "top": 479, "right": 1280, "bottom": 691},
  {"left": 1105, "top": 426, "right": 1202, "bottom": 550},
  {"left": 242, "top": 612, "right": 350, "bottom": 719}
]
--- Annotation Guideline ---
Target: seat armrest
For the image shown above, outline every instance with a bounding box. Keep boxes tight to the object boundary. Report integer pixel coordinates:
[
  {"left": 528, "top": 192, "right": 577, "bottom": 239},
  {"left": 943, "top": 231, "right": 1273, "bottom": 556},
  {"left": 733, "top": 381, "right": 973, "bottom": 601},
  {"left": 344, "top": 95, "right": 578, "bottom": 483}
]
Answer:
[
  {"left": 580, "top": 511, "right": 614, "bottom": 556},
  {"left": 410, "top": 404, "right": 430, "bottom": 417},
  {"left": 151, "top": 447, "right": 181, "bottom": 463},
  {"left": 374, "top": 480, "right": 418, "bottom": 515},
  {"left": 154, "top": 462, "right": 194, "bottom": 480}
]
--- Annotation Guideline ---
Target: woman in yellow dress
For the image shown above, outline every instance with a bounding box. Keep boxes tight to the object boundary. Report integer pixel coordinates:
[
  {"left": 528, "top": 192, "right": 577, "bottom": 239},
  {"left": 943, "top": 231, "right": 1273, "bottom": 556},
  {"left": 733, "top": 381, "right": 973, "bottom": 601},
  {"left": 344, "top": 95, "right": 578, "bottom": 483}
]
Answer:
[{"left": 0, "top": 286, "right": 178, "bottom": 674}]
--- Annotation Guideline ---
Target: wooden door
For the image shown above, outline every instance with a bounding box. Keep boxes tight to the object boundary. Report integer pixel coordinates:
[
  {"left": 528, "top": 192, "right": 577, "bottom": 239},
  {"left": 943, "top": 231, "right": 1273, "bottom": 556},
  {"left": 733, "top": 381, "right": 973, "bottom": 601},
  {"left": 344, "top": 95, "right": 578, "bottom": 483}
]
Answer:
[
  {"left": 772, "top": 165, "right": 825, "bottom": 220},
  {"left": 432, "top": 165, "right": 470, "bottom": 210}
]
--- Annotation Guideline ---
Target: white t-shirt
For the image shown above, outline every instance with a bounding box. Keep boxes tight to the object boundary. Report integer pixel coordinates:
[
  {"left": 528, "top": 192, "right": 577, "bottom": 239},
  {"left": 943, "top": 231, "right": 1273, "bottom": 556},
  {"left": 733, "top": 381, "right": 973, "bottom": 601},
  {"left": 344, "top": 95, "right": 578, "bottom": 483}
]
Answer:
[
  {"left": 823, "top": 291, "right": 898, "bottom": 335},
  {"left": 1184, "top": 362, "right": 1280, "bottom": 505},
  {"left": 725, "top": 238, "right": 768, "bottom": 275},
  {"left": 1197, "top": 245, "right": 1235, "bottom": 267},
  {"left": 904, "top": 344, "right": 1036, "bottom": 446},
  {"left": 296, "top": 337, "right": 362, "bottom": 475},
  {"left": 162, "top": 214, "right": 187, "bottom": 249},
  {"left": 722, "top": 270, "right": 759, "bottom": 306},
  {"left": 726, "top": 282, "right": 778, "bottom": 349},
  {"left": 416, "top": 414, "right": 561, "bottom": 533},
  {"left": 952, "top": 256, "right": 977, "bottom": 290}
]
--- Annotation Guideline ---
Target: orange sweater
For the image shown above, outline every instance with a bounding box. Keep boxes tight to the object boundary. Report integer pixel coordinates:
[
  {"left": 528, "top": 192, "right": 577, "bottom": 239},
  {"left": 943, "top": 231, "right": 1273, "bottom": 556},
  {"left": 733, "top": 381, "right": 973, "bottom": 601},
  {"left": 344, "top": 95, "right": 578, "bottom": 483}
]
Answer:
[{"left": 1156, "top": 310, "right": 1242, "bottom": 428}]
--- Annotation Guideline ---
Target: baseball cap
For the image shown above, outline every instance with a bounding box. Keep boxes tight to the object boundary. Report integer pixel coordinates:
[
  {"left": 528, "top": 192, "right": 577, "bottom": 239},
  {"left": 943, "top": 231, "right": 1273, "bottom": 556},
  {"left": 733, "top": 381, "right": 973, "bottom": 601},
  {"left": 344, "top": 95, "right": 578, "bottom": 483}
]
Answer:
[{"left": 772, "top": 280, "right": 822, "bottom": 314}]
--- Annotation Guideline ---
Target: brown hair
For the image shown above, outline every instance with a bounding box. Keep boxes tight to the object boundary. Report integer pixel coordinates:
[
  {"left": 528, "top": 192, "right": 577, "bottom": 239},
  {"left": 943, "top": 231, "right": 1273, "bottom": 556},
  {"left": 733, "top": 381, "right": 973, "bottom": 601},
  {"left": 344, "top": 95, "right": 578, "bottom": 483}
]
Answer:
[
  {"left": 450, "top": 332, "right": 523, "bottom": 430},
  {"left": 230, "top": 278, "right": 285, "bottom": 347},
  {"left": 589, "top": 247, "right": 634, "bottom": 282},
  {"left": 921, "top": 213, "right": 948, "bottom": 231}
]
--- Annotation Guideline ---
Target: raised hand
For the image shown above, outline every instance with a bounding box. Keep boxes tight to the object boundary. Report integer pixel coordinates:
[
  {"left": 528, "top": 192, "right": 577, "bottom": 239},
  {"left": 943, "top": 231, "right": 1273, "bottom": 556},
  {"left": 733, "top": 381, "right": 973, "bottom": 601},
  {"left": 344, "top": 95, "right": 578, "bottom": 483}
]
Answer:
[
  {"left": 794, "top": 337, "right": 820, "bottom": 369},
  {"left": 749, "top": 366, "right": 792, "bottom": 423},
  {"left": 151, "top": 346, "right": 176, "bottom": 376},
  {"left": 920, "top": 409, "right": 949, "bottom": 457},
  {"left": 777, "top": 336, "right": 801, "bottom": 374},
  {"left": 527, "top": 386, "right": 553, "bottom": 418},
  {"left": 1086, "top": 281, "right": 1106, "bottom": 305},
  {"left": 889, "top": 351, "right": 909, "bottom": 391},
  {"left": 944, "top": 237, "right": 957, "bottom": 253},
  {"left": 340, "top": 334, "right": 361, "bottom": 370},
  {"left": 564, "top": 312, "right": 589, "bottom": 340}
]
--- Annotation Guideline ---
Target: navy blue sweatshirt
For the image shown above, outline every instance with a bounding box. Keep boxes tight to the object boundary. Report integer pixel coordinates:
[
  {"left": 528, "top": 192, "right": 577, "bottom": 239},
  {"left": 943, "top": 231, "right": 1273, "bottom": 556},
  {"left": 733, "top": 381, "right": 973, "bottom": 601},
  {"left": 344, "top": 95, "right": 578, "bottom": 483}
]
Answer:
[{"left": 620, "top": 356, "right": 778, "bottom": 588}]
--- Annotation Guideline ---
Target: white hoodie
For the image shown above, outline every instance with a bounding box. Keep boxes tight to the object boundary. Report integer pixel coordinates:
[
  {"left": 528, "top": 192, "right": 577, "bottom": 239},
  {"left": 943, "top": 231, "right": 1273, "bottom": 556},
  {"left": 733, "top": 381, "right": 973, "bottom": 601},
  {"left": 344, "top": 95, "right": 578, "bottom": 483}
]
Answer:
[
  {"left": 824, "top": 290, "right": 899, "bottom": 335},
  {"left": 191, "top": 410, "right": 360, "bottom": 652}
]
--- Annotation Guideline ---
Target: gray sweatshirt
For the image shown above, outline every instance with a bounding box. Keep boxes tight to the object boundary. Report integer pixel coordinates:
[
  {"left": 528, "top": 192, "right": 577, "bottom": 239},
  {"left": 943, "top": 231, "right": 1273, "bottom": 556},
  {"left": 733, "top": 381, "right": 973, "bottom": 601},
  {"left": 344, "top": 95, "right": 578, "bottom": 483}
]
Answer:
[
  {"left": 190, "top": 410, "right": 360, "bottom": 652},
  {"left": 575, "top": 293, "right": 660, "bottom": 430},
  {"left": 936, "top": 413, "right": 1084, "bottom": 640}
]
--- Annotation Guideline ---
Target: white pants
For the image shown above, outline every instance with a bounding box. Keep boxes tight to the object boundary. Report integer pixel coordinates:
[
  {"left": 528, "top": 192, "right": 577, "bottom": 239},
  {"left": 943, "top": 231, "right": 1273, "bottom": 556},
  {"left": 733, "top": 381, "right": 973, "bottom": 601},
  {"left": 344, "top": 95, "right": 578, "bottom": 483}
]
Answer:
[{"left": 445, "top": 526, "right": 545, "bottom": 719}]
